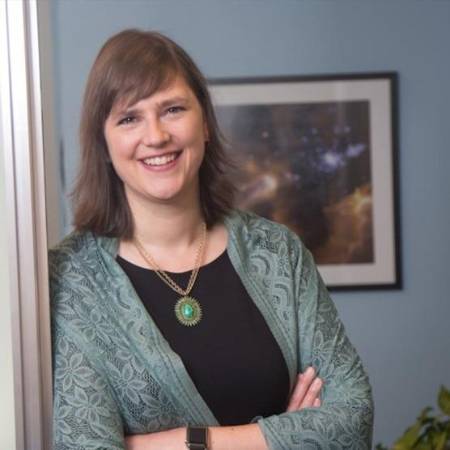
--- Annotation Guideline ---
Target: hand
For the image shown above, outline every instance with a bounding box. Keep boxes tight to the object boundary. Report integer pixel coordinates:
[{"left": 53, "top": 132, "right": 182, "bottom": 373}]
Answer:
[{"left": 286, "top": 366, "right": 322, "bottom": 412}]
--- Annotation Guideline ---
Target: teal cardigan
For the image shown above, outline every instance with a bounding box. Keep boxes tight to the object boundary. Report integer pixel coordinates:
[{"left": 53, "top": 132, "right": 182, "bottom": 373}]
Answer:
[{"left": 50, "top": 210, "right": 373, "bottom": 449}]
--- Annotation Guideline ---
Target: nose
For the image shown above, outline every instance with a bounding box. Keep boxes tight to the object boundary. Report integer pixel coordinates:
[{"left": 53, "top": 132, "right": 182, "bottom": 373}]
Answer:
[{"left": 142, "top": 118, "right": 170, "bottom": 148}]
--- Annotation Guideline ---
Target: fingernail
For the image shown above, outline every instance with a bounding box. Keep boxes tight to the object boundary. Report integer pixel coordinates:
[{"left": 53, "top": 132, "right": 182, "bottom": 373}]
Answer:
[
  {"left": 306, "top": 366, "right": 315, "bottom": 376},
  {"left": 313, "top": 378, "right": 322, "bottom": 388}
]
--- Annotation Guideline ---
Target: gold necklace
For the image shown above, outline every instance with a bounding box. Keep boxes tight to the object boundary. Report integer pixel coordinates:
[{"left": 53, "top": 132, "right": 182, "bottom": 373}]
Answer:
[{"left": 134, "top": 222, "right": 207, "bottom": 327}]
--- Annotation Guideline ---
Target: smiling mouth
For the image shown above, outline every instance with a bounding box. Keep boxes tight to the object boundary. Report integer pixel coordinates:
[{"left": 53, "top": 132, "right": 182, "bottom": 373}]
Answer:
[{"left": 142, "top": 151, "right": 182, "bottom": 167}]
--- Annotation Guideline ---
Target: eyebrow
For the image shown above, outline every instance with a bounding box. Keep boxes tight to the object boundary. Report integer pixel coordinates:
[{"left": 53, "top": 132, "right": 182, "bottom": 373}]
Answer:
[
  {"left": 158, "top": 96, "right": 190, "bottom": 108},
  {"left": 111, "top": 95, "right": 191, "bottom": 119}
]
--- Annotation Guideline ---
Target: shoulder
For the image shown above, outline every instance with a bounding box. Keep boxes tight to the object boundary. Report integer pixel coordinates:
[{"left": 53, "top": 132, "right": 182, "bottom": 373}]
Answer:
[
  {"left": 48, "top": 232, "right": 116, "bottom": 301},
  {"left": 225, "top": 210, "right": 315, "bottom": 288},
  {"left": 48, "top": 231, "right": 98, "bottom": 279},
  {"left": 226, "top": 209, "right": 305, "bottom": 259},
  {"left": 226, "top": 209, "right": 294, "bottom": 236},
  {"left": 49, "top": 231, "right": 115, "bottom": 321}
]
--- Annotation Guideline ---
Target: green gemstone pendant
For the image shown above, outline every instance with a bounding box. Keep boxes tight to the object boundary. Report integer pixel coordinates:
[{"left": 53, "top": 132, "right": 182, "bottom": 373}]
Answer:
[{"left": 174, "top": 296, "right": 202, "bottom": 326}]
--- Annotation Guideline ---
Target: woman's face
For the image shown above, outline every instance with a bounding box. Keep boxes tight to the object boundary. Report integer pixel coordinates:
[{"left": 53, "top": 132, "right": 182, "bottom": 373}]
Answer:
[{"left": 104, "top": 76, "right": 208, "bottom": 211}]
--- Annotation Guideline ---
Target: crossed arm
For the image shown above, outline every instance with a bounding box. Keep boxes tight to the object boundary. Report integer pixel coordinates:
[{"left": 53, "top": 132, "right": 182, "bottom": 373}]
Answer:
[
  {"left": 125, "top": 367, "right": 323, "bottom": 450},
  {"left": 51, "top": 235, "right": 372, "bottom": 449}
]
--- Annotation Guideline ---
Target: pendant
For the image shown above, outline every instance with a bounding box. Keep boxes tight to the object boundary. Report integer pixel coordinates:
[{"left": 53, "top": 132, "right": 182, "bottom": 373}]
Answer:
[{"left": 174, "top": 296, "right": 202, "bottom": 327}]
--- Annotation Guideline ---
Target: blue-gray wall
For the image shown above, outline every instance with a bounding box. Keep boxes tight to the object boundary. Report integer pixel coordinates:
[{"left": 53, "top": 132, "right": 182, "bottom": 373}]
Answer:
[{"left": 51, "top": 1, "right": 450, "bottom": 446}]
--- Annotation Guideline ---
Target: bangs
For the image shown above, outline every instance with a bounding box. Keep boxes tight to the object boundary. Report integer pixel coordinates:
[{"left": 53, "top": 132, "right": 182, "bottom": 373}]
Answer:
[
  {"left": 114, "top": 65, "right": 179, "bottom": 112},
  {"left": 101, "top": 33, "right": 183, "bottom": 115}
]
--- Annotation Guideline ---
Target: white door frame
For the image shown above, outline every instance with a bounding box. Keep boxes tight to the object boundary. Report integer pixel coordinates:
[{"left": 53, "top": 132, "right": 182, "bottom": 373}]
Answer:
[{"left": 0, "top": 1, "right": 53, "bottom": 448}]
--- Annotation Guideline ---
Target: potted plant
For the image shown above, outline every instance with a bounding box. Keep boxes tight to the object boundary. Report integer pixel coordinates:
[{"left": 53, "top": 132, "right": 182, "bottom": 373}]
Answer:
[{"left": 376, "top": 386, "right": 450, "bottom": 450}]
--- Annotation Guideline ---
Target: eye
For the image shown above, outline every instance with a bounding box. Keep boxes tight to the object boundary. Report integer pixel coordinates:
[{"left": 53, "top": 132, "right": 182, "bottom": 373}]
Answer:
[
  {"left": 117, "top": 116, "right": 136, "bottom": 126},
  {"left": 166, "top": 106, "right": 185, "bottom": 115}
]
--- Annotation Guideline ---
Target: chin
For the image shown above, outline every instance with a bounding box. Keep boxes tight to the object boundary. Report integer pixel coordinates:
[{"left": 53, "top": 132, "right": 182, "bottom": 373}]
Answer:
[{"left": 148, "top": 188, "right": 185, "bottom": 203}]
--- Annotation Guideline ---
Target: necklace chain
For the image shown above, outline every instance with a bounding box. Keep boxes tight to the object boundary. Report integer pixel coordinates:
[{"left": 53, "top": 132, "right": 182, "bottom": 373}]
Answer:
[{"left": 133, "top": 222, "right": 207, "bottom": 296}]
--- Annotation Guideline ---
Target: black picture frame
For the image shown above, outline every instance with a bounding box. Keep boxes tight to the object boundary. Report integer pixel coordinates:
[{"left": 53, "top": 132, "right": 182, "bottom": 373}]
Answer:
[{"left": 209, "top": 72, "right": 401, "bottom": 290}]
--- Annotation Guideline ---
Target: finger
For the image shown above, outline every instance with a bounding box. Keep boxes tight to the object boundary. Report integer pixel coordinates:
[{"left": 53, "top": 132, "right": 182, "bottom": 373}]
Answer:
[
  {"left": 286, "top": 367, "right": 316, "bottom": 412},
  {"left": 286, "top": 368, "right": 316, "bottom": 411},
  {"left": 286, "top": 373, "right": 303, "bottom": 412},
  {"left": 300, "top": 377, "right": 323, "bottom": 409},
  {"left": 313, "top": 398, "right": 321, "bottom": 408}
]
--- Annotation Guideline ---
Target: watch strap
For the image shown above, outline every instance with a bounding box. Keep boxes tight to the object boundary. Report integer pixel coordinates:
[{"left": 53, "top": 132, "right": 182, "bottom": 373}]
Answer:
[{"left": 186, "top": 426, "right": 208, "bottom": 449}]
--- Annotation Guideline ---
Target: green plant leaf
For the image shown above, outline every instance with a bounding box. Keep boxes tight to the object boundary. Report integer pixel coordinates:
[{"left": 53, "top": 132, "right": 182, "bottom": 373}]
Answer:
[
  {"left": 438, "top": 386, "right": 450, "bottom": 416},
  {"left": 418, "top": 407, "right": 433, "bottom": 421},
  {"left": 413, "top": 443, "right": 431, "bottom": 450},
  {"left": 393, "top": 421, "right": 422, "bottom": 449},
  {"left": 393, "top": 443, "right": 409, "bottom": 450},
  {"left": 375, "top": 444, "right": 389, "bottom": 450},
  {"left": 434, "top": 430, "right": 448, "bottom": 450},
  {"left": 416, "top": 407, "right": 433, "bottom": 427}
]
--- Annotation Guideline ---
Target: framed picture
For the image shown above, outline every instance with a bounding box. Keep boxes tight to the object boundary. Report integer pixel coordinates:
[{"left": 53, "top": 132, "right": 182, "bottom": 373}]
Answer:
[{"left": 209, "top": 73, "right": 401, "bottom": 290}]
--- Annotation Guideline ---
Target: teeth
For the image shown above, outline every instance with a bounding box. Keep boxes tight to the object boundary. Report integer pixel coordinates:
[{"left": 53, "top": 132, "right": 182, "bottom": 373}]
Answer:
[{"left": 143, "top": 153, "right": 178, "bottom": 166}]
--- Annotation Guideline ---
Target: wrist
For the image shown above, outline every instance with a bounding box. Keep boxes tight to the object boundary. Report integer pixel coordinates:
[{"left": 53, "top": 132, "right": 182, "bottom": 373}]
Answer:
[{"left": 185, "top": 425, "right": 209, "bottom": 449}]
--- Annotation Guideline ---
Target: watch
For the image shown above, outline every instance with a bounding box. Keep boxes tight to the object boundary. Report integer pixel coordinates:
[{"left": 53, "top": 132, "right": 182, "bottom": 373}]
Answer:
[{"left": 185, "top": 426, "right": 209, "bottom": 449}]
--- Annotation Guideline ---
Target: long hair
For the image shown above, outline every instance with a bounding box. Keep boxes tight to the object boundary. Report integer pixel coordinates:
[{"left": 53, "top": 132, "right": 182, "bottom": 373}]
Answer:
[{"left": 72, "top": 29, "right": 235, "bottom": 238}]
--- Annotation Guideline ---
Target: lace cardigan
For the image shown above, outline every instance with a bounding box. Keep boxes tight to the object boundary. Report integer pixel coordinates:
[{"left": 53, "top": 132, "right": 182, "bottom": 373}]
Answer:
[{"left": 50, "top": 210, "right": 373, "bottom": 449}]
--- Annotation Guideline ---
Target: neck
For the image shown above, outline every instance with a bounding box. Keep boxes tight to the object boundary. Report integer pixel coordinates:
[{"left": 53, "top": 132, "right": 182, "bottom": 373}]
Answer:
[
  {"left": 118, "top": 191, "right": 228, "bottom": 273},
  {"left": 125, "top": 196, "right": 204, "bottom": 252}
]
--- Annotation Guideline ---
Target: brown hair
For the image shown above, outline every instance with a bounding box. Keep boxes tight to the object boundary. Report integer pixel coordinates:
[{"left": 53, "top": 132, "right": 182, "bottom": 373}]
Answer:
[{"left": 72, "top": 29, "right": 235, "bottom": 238}]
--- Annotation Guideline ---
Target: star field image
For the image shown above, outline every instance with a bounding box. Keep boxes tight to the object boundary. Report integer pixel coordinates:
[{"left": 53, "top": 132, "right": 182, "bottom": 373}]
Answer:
[{"left": 216, "top": 100, "right": 374, "bottom": 265}]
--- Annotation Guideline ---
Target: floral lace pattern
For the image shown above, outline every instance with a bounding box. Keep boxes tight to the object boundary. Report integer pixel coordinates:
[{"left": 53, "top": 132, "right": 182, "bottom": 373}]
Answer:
[
  {"left": 227, "top": 212, "right": 373, "bottom": 449},
  {"left": 50, "top": 211, "right": 373, "bottom": 449}
]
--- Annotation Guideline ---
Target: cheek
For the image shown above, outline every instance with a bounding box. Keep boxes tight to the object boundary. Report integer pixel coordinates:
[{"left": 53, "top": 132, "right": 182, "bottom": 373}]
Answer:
[
  {"left": 181, "top": 136, "right": 205, "bottom": 173},
  {"left": 106, "top": 133, "right": 135, "bottom": 160},
  {"left": 178, "top": 112, "right": 208, "bottom": 144}
]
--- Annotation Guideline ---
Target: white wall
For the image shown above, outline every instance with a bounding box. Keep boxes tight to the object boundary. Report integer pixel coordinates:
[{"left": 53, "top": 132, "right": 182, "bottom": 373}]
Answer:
[{"left": 0, "top": 94, "right": 16, "bottom": 449}]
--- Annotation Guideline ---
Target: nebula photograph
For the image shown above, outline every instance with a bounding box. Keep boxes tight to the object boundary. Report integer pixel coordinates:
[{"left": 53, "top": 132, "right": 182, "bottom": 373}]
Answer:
[{"left": 216, "top": 100, "right": 374, "bottom": 265}]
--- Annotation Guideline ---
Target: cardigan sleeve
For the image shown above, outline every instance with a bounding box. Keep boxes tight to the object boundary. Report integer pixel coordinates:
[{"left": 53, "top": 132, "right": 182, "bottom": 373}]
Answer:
[
  {"left": 50, "top": 250, "right": 126, "bottom": 450},
  {"left": 257, "top": 242, "right": 374, "bottom": 450}
]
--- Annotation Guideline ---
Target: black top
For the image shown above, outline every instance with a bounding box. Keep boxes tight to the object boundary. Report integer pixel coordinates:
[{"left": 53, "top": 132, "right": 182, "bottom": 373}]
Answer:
[{"left": 117, "top": 250, "right": 290, "bottom": 425}]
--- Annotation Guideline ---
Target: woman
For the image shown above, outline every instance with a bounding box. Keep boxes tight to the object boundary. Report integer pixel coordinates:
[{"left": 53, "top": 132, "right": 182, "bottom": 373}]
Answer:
[{"left": 50, "top": 29, "right": 373, "bottom": 450}]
